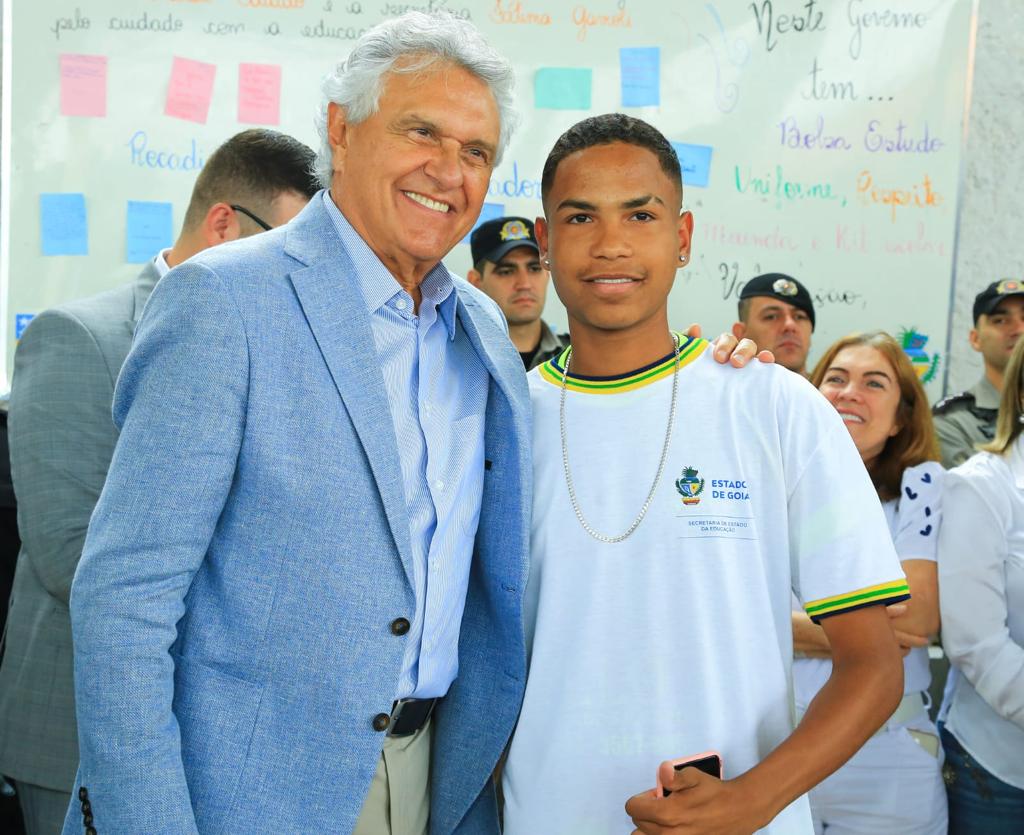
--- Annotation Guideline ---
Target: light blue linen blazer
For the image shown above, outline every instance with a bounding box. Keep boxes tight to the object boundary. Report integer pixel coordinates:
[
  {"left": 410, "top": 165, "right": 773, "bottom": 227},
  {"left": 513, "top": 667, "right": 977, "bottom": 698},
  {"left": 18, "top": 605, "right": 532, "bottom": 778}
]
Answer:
[{"left": 62, "top": 195, "right": 531, "bottom": 835}]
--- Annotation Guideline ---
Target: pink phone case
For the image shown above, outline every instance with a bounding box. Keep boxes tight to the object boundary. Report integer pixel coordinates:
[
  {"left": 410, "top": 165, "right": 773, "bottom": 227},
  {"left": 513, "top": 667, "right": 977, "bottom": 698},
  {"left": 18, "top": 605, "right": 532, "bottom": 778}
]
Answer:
[{"left": 654, "top": 750, "right": 723, "bottom": 798}]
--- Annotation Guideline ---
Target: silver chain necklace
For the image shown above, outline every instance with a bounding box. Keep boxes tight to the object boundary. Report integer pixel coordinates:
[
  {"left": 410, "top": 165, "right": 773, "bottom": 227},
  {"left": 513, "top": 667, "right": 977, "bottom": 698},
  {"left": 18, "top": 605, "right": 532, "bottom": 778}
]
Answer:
[{"left": 559, "top": 333, "right": 681, "bottom": 543}]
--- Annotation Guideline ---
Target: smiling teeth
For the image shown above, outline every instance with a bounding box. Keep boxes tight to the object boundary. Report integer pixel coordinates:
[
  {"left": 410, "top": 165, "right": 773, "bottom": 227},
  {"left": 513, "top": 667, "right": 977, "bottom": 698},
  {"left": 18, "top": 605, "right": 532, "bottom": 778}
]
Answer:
[
  {"left": 840, "top": 414, "right": 865, "bottom": 424},
  {"left": 404, "top": 192, "right": 450, "bottom": 213},
  {"left": 593, "top": 278, "right": 634, "bottom": 284}
]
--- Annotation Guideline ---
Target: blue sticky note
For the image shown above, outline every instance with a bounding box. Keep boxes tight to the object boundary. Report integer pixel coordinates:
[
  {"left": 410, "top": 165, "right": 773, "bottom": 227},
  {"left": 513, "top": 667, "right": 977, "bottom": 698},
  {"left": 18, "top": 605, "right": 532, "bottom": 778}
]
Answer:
[
  {"left": 535, "top": 68, "right": 592, "bottom": 110},
  {"left": 40, "top": 193, "right": 88, "bottom": 255},
  {"left": 671, "top": 142, "right": 714, "bottom": 188},
  {"left": 15, "top": 314, "right": 35, "bottom": 339},
  {"left": 620, "top": 48, "right": 660, "bottom": 107},
  {"left": 462, "top": 202, "right": 506, "bottom": 245},
  {"left": 126, "top": 200, "right": 173, "bottom": 263}
]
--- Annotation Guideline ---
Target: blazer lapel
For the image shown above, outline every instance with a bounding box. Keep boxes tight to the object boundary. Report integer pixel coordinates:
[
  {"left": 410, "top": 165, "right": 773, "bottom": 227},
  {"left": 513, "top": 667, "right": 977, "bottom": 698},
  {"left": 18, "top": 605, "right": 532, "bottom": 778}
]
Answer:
[{"left": 285, "top": 202, "right": 415, "bottom": 587}]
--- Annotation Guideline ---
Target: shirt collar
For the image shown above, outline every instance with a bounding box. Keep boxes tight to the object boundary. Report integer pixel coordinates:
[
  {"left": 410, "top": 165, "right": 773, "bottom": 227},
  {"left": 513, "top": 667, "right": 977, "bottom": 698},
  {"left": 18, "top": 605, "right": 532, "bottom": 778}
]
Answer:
[
  {"left": 321, "top": 192, "right": 456, "bottom": 339},
  {"left": 153, "top": 249, "right": 172, "bottom": 279},
  {"left": 972, "top": 375, "right": 1001, "bottom": 410}
]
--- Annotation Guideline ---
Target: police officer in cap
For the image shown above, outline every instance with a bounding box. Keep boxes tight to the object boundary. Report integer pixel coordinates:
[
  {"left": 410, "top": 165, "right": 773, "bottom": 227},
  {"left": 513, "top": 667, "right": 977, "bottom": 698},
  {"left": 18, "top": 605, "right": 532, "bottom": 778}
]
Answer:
[
  {"left": 934, "top": 278, "right": 1024, "bottom": 468},
  {"left": 468, "top": 216, "right": 569, "bottom": 370},
  {"left": 732, "top": 272, "right": 816, "bottom": 376}
]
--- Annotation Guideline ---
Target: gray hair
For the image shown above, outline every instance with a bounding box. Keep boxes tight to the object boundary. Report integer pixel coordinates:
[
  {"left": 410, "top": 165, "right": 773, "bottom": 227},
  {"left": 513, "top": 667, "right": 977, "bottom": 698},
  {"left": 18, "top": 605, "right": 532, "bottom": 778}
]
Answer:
[{"left": 313, "top": 12, "right": 518, "bottom": 187}]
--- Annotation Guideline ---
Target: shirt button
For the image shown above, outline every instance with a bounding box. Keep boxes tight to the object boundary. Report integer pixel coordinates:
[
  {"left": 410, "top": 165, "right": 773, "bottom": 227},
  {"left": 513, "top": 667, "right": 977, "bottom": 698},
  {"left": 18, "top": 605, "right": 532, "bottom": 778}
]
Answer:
[
  {"left": 391, "top": 617, "right": 411, "bottom": 636},
  {"left": 395, "top": 298, "right": 407, "bottom": 311},
  {"left": 435, "top": 480, "right": 445, "bottom": 491},
  {"left": 373, "top": 712, "right": 391, "bottom": 732}
]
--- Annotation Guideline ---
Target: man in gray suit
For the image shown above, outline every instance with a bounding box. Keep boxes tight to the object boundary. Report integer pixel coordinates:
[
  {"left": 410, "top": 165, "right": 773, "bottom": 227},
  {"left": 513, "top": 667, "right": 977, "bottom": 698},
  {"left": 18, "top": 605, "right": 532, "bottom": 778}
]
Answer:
[{"left": 0, "top": 128, "right": 319, "bottom": 834}]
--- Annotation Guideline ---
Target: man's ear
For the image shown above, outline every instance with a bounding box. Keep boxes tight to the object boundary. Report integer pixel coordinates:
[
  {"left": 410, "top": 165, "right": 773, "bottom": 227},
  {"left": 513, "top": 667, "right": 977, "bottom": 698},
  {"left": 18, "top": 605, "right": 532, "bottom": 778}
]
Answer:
[
  {"left": 327, "top": 102, "right": 350, "bottom": 175},
  {"left": 467, "top": 268, "right": 483, "bottom": 288},
  {"left": 677, "top": 210, "right": 694, "bottom": 261},
  {"left": 968, "top": 328, "right": 981, "bottom": 353},
  {"left": 731, "top": 322, "right": 746, "bottom": 340},
  {"left": 202, "top": 202, "right": 241, "bottom": 247},
  {"left": 535, "top": 216, "right": 549, "bottom": 264}
]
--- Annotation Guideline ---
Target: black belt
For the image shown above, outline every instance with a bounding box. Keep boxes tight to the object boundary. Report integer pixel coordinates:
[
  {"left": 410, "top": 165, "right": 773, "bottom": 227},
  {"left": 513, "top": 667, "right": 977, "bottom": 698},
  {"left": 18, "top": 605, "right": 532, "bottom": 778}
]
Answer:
[{"left": 388, "top": 697, "right": 438, "bottom": 737}]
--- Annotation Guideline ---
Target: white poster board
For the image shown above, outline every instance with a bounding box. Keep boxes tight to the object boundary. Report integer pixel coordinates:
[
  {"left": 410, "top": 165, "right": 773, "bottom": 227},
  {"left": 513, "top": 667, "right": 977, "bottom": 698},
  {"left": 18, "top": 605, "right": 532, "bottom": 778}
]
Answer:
[{"left": 1, "top": 0, "right": 976, "bottom": 394}]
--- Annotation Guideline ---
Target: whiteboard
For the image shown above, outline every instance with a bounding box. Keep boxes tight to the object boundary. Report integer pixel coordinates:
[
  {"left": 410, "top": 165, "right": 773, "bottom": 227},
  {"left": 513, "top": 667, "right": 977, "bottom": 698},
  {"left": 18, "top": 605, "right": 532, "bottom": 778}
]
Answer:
[{"left": 1, "top": 0, "right": 976, "bottom": 396}]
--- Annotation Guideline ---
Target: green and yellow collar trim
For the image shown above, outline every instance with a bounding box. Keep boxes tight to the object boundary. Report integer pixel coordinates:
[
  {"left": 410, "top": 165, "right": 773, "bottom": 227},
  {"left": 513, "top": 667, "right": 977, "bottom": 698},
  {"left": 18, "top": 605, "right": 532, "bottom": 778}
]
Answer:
[{"left": 538, "top": 333, "right": 709, "bottom": 394}]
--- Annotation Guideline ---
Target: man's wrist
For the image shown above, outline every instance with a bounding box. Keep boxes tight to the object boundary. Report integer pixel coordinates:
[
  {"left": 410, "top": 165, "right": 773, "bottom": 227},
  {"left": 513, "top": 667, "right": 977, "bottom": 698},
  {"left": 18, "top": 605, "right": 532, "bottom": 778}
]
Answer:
[{"left": 728, "top": 768, "right": 789, "bottom": 831}]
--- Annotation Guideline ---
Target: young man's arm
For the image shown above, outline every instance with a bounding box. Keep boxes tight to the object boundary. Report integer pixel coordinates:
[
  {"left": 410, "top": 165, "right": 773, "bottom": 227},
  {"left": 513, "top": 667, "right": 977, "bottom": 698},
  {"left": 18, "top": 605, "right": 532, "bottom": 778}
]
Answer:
[{"left": 626, "top": 604, "right": 903, "bottom": 834}]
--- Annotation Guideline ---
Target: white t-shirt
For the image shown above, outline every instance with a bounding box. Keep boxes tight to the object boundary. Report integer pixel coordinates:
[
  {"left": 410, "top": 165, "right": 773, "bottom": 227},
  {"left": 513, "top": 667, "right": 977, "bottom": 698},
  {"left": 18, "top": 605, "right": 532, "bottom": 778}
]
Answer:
[
  {"left": 793, "top": 461, "right": 944, "bottom": 707},
  {"left": 501, "top": 336, "right": 909, "bottom": 835}
]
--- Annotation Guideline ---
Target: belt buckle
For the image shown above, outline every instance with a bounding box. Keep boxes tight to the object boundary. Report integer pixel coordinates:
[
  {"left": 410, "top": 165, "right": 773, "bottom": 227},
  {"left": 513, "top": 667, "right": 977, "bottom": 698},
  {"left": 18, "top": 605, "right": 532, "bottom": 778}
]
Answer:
[{"left": 388, "top": 697, "right": 436, "bottom": 737}]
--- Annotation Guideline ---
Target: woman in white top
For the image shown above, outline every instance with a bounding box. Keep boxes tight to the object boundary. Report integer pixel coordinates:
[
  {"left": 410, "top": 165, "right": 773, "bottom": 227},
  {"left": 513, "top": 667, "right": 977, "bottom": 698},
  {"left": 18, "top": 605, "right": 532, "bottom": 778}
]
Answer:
[
  {"left": 792, "top": 331, "right": 947, "bottom": 834},
  {"left": 938, "top": 334, "right": 1024, "bottom": 833}
]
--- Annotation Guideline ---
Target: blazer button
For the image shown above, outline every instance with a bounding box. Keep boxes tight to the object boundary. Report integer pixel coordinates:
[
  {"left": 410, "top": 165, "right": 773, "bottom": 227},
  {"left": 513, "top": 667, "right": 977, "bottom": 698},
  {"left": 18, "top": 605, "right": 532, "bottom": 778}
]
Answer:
[
  {"left": 81, "top": 801, "right": 92, "bottom": 815},
  {"left": 83, "top": 813, "right": 94, "bottom": 826},
  {"left": 372, "top": 712, "right": 391, "bottom": 732},
  {"left": 86, "top": 828, "right": 97, "bottom": 835},
  {"left": 390, "top": 617, "right": 410, "bottom": 636},
  {"left": 78, "top": 787, "right": 89, "bottom": 801}
]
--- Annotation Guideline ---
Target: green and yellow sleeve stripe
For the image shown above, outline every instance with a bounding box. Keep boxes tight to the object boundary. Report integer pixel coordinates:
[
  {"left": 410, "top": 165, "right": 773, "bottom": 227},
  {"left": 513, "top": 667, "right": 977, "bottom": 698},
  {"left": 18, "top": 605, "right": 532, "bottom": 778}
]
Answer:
[{"left": 804, "top": 579, "right": 911, "bottom": 624}]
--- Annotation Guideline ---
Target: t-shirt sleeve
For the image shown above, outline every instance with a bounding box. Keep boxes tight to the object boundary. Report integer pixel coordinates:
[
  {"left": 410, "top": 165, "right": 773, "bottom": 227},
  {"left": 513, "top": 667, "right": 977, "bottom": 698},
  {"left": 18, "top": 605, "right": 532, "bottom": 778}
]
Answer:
[
  {"left": 780, "top": 378, "right": 910, "bottom": 623},
  {"left": 890, "top": 461, "right": 944, "bottom": 563}
]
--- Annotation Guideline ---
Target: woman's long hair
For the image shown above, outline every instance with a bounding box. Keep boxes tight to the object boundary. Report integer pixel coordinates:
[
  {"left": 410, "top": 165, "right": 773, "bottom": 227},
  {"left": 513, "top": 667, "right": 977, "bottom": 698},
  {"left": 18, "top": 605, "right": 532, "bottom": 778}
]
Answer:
[
  {"left": 810, "top": 331, "right": 940, "bottom": 501},
  {"left": 981, "top": 336, "right": 1024, "bottom": 455}
]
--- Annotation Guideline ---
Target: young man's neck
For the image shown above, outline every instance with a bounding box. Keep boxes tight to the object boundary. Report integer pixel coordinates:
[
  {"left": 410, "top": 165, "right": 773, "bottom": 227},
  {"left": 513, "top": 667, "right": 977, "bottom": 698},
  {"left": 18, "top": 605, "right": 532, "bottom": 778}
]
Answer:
[
  {"left": 565, "top": 318, "right": 676, "bottom": 378},
  {"left": 510, "top": 319, "right": 543, "bottom": 355},
  {"left": 984, "top": 362, "right": 1005, "bottom": 393}
]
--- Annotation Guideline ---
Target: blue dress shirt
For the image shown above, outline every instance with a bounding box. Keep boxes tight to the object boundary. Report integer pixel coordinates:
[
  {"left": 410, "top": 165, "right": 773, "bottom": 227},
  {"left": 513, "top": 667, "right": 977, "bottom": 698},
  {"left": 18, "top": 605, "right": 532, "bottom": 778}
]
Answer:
[{"left": 323, "top": 192, "right": 487, "bottom": 699}]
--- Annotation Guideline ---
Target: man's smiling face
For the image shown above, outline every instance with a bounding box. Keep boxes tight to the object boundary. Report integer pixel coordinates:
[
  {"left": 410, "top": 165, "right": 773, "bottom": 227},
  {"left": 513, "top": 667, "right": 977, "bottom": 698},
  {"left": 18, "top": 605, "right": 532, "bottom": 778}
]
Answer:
[
  {"left": 537, "top": 141, "right": 691, "bottom": 337},
  {"left": 328, "top": 61, "right": 500, "bottom": 280}
]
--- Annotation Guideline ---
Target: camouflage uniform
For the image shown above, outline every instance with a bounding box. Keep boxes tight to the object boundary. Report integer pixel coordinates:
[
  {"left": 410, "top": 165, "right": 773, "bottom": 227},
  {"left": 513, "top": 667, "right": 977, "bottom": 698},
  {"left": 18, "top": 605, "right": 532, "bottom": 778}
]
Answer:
[{"left": 932, "top": 377, "right": 999, "bottom": 469}]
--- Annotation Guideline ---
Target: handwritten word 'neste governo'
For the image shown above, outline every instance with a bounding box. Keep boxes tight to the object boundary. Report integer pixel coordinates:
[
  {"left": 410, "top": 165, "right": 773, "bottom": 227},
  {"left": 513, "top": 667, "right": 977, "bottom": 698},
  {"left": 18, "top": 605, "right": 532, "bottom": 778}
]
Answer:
[{"left": 779, "top": 117, "right": 944, "bottom": 154}]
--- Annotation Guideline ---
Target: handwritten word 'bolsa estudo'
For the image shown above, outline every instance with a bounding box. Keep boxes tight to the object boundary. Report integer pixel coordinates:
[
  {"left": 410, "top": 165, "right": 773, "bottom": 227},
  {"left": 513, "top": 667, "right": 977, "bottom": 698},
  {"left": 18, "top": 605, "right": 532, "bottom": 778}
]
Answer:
[{"left": 779, "top": 116, "right": 944, "bottom": 154}]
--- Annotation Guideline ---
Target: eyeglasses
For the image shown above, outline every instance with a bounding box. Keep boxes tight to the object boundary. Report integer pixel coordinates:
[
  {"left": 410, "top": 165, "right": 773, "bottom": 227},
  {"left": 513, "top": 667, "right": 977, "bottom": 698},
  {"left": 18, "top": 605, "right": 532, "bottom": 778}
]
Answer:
[{"left": 230, "top": 204, "right": 272, "bottom": 232}]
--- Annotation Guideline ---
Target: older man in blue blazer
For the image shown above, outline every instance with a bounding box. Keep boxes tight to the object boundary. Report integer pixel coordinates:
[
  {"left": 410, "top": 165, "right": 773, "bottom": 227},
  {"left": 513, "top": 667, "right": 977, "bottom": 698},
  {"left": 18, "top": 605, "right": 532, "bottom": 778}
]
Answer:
[{"left": 63, "top": 13, "right": 530, "bottom": 835}]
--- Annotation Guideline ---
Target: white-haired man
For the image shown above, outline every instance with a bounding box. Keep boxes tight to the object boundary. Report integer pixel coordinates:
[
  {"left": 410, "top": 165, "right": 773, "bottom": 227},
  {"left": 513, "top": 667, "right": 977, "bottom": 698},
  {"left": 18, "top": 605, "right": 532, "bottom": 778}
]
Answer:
[{"left": 63, "top": 13, "right": 759, "bottom": 835}]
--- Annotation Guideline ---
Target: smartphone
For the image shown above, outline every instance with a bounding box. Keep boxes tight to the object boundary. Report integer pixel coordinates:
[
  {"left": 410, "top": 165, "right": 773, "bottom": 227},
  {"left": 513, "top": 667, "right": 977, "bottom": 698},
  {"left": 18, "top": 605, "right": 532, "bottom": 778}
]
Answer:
[{"left": 655, "top": 751, "right": 723, "bottom": 798}]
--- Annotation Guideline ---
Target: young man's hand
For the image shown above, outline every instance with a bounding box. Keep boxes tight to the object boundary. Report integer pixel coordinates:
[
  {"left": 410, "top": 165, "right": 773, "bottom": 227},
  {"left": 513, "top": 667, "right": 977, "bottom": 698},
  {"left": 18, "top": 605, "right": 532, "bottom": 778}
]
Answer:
[
  {"left": 625, "top": 764, "right": 770, "bottom": 835},
  {"left": 684, "top": 323, "right": 775, "bottom": 367}
]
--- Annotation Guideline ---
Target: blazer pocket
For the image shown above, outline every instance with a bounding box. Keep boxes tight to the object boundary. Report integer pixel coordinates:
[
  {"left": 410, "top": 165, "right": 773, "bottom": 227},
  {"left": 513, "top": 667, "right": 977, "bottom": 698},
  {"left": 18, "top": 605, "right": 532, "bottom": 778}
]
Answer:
[{"left": 171, "top": 653, "right": 264, "bottom": 834}]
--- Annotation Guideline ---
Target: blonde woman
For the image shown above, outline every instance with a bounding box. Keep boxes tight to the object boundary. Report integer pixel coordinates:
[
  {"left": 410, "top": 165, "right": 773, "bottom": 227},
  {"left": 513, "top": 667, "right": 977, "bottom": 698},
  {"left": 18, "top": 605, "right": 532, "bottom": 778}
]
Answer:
[
  {"left": 793, "top": 331, "right": 946, "bottom": 834},
  {"left": 938, "top": 335, "right": 1024, "bottom": 834}
]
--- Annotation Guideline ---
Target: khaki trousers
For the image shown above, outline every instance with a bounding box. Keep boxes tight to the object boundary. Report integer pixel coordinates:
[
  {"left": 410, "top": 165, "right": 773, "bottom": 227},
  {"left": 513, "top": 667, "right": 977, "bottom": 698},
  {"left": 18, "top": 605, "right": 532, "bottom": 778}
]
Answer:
[{"left": 353, "top": 719, "right": 432, "bottom": 835}]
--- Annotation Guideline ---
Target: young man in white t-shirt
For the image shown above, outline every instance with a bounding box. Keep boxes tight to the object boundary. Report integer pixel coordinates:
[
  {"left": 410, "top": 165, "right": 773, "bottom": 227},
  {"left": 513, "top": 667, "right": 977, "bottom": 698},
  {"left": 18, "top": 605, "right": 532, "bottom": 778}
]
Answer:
[{"left": 500, "top": 114, "right": 910, "bottom": 834}]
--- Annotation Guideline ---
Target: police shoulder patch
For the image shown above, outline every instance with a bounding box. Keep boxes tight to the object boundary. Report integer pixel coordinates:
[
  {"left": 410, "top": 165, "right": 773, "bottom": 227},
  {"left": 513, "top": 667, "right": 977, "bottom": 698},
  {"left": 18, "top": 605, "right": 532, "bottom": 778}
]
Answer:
[{"left": 932, "top": 391, "right": 975, "bottom": 415}]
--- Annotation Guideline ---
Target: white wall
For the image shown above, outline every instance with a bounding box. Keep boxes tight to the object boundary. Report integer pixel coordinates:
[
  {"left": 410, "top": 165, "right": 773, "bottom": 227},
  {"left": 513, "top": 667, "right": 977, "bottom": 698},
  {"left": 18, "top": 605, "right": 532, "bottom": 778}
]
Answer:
[{"left": 947, "top": 0, "right": 1024, "bottom": 393}]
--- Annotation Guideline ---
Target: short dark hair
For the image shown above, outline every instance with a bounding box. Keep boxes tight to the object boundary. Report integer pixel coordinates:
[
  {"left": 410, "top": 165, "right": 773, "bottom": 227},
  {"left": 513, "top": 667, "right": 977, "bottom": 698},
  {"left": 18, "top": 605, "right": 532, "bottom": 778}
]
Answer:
[
  {"left": 737, "top": 298, "right": 752, "bottom": 323},
  {"left": 540, "top": 114, "right": 682, "bottom": 207},
  {"left": 183, "top": 129, "right": 320, "bottom": 230}
]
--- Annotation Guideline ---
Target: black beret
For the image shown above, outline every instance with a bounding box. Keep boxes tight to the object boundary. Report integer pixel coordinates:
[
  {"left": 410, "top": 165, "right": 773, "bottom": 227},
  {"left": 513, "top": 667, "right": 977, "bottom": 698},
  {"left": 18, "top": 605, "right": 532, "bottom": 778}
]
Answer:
[
  {"left": 470, "top": 217, "right": 539, "bottom": 267},
  {"left": 973, "top": 279, "right": 1024, "bottom": 323},
  {"left": 739, "top": 272, "right": 815, "bottom": 330}
]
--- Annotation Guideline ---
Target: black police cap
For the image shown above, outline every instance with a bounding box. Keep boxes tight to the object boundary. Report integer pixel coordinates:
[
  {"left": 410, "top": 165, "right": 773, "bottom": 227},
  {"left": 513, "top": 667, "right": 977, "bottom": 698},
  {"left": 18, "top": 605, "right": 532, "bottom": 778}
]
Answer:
[
  {"left": 470, "top": 217, "right": 539, "bottom": 267},
  {"left": 973, "top": 279, "right": 1024, "bottom": 323},
  {"left": 739, "top": 272, "right": 816, "bottom": 330}
]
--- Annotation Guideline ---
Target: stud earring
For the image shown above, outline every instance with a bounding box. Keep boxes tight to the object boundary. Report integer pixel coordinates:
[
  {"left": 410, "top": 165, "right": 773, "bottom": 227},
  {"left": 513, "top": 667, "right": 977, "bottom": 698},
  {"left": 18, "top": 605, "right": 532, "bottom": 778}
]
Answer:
[
  {"left": 679, "top": 254, "right": 688, "bottom": 263},
  {"left": 543, "top": 258, "right": 551, "bottom": 269}
]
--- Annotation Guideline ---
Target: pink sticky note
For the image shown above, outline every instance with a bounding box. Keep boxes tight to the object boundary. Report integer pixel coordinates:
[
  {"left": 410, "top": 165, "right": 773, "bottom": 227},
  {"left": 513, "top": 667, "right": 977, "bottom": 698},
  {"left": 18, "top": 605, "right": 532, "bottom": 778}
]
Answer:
[
  {"left": 238, "top": 63, "right": 282, "bottom": 125},
  {"left": 165, "top": 57, "right": 216, "bottom": 124},
  {"left": 60, "top": 54, "right": 107, "bottom": 118}
]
